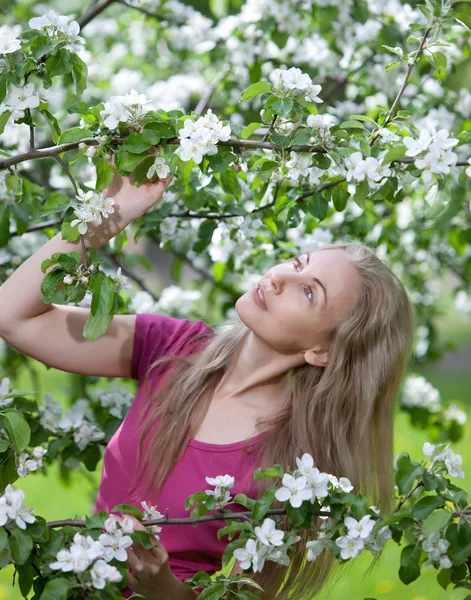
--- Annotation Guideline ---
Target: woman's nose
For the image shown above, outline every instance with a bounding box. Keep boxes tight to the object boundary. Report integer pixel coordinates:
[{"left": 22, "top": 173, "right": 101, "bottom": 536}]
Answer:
[{"left": 269, "top": 270, "right": 295, "bottom": 293}]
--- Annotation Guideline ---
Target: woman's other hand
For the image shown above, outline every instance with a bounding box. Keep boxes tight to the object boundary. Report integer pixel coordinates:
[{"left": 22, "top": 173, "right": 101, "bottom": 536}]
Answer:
[{"left": 124, "top": 514, "right": 180, "bottom": 600}]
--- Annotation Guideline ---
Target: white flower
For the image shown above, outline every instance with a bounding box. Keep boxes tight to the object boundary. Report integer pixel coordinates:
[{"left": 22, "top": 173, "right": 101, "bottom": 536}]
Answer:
[
  {"left": 344, "top": 152, "right": 391, "bottom": 185},
  {"left": 442, "top": 448, "right": 464, "bottom": 479},
  {"left": 205, "top": 475, "right": 235, "bottom": 489},
  {"left": 402, "top": 375, "right": 441, "bottom": 413},
  {"left": 63, "top": 274, "right": 74, "bottom": 285},
  {"left": 178, "top": 137, "right": 206, "bottom": 163},
  {"left": 304, "top": 84, "right": 323, "bottom": 104},
  {"left": 335, "top": 535, "right": 365, "bottom": 559},
  {"left": 120, "top": 516, "right": 135, "bottom": 534},
  {"left": 233, "top": 538, "right": 266, "bottom": 573},
  {"left": 114, "top": 267, "right": 132, "bottom": 292},
  {"left": 422, "top": 531, "right": 450, "bottom": 561},
  {"left": 295, "top": 453, "right": 316, "bottom": 477},
  {"left": 50, "top": 549, "right": 74, "bottom": 572},
  {"left": 91, "top": 559, "right": 122, "bottom": 589},
  {"left": 254, "top": 518, "right": 284, "bottom": 547},
  {"left": 285, "top": 151, "right": 310, "bottom": 182},
  {"left": 338, "top": 477, "right": 354, "bottom": 493},
  {"left": 306, "top": 538, "right": 327, "bottom": 561},
  {"left": 17, "top": 453, "right": 38, "bottom": 478},
  {"left": 147, "top": 157, "right": 171, "bottom": 179},
  {"left": 98, "top": 529, "right": 133, "bottom": 562},
  {"left": 275, "top": 473, "right": 313, "bottom": 508},
  {"left": 443, "top": 403, "right": 467, "bottom": 425},
  {"left": 100, "top": 89, "right": 151, "bottom": 129},
  {"left": 307, "top": 113, "right": 336, "bottom": 136},
  {"left": 344, "top": 515, "right": 375, "bottom": 539},
  {"left": 2, "top": 83, "right": 40, "bottom": 119},
  {"left": 3, "top": 485, "right": 36, "bottom": 529},
  {"left": 404, "top": 130, "right": 433, "bottom": 157},
  {"left": 104, "top": 516, "right": 118, "bottom": 534},
  {"left": 73, "top": 423, "right": 105, "bottom": 450},
  {"left": 307, "top": 468, "right": 330, "bottom": 500},
  {"left": 176, "top": 109, "right": 230, "bottom": 163},
  {"left": 0, "top": 35, "right": 21, "bottom": 55}
]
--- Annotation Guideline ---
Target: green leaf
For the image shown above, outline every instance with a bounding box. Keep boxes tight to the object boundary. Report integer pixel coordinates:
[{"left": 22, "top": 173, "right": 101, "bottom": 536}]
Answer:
[
  {"left": 394, "top": 452, "right": 425, "bottom": 495},
  {"left": 232, "top": 493, "right": 256, "bottom": 510},
  {"left": 111, "top": 504, "right": 144, "bottom": 518},
  {"left": 45, "top": 51, "right": 74, "bottom": 78},
  {"left": 85, "top": 510, "right": 109, "bottom": 529},
  {"left": 385, "top": 61, "right": 402, "bottom": 72},
  {"left": 0, "top": 205, "right": 10, "bottom": 247},
  {"left": 198, "top": 582, "right": 226, "bottom": 600},
  {"left": 382, "top": 144, "right": 407, "bottom": 164},
  {"left": 209, "top": 0, "right": 228, "bottom": 18},
  {"left": 241, "top": 122, "right": 262, "bottom": 140},
  {"left": 96, "top": 156, "right": 115, "bottom": 192},
  {"left": 437, "top": 567, "right": 452, "bottom": 590},
  {"left": 1, "top": 410, "right": 30, "bottom": 453},
  {"left": 422, "top": 510, "right": 452, "bottom": 538},
  {"left": 217, "top": 521, "right": 253, "bottom": 541},
  {"left": 141, "top": 122, "right": 175, "bottom": 145},
  {"left": 115, "top": 149, "right": 149, "bottom": 173},
  {"left": 9, "top": 528, "right": 33, "bottom": 565},
  {"left": 132, "top": 529, "right": 154, "bottom": 549},
  {"left": 398, "top": 543, "right": 421, "bottom": 584},
  {"left": 58, "top": 126, "right": 93, "bottom": 144},
  {"left": 27, "top": 517, "right": 50, "bottom": 543},
  {"left": 308, "top": 195, "right": 329, "bottom": 221},
  {"left": 0, "top": 110, "right": 11, "bottom": 136},
  {"left": 193, "top": 220, "right": 218, "bottom": 253},
  {"left": 240, "top": 82, "right": 271, "bottom": 102},
  {"left": 71, "top": 54, "right": 88, "bottom": 95},
  {"left": 124, "top": 132, "right": 152, "bottom": 154},
  {"left": 184, "top": 492, "right": 209, "bottom": 511},
  {"left": 251, "top": 486, "right": 278, "bottom": 521},
  {"left": 270, "top": 97, "right": 293, "bottom": 118},
  {"left": 253, "top": 465, "right": 284, "bottom": 481},
  {"left": 455, "top": 13, "right": 471, "bottom": 30},
  {"left": 220, "top": 170, "right": 241, "bottom": 199},
  {"left": 39, "top": 577, "right": 71, "bottom": 600},
  {"left": 412, "top": 495, "right": 444, "bottom": 519},
  {"left": 221, "top": 537, "right": 247, "bottom": 568},
  {"left": 0, "top": 528, "right": 7, "bottom": 552},
  {"left": 40, "top": 268, "right": 66, "bottom": 304},
  {"left": 339, "top": 120, "right": 365, "bottom": 129},
  {"left": 432, "top": 51, "right": 447, "bottom": 78},
  {"left": 42, "top": 193, "right": 70, "bottom": 216},
  {"left": 190, "top": 503, "right": 210, "bottom": 518},
  {"left": 40, "top": 109, "right": 62, "bottom": 143},
  {"left": 61, "top": 218, "right": 80, "bottom": 242},
  {"left": 446, "top": 522, "right": 471, "bottom": 565},
  {"left": 18, "top": 563, "right": 35, "bottom": 597}
]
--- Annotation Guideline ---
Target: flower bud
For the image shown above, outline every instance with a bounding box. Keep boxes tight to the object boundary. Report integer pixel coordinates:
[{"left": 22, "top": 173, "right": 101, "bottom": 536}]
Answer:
[
  {"left": 78, "top": 142, "right": 86, "bottom": 149},
  {"left": 99, "top": 135, "right": 107, "bottom": 142},
  {"left": 89, "top": 265, "right": 97, "bottom": 274},
  {"left": 63, "top": 274, "right": 74, "bottom": 285},
  {"left": 81, "top": 276, "right": 89, "bottom": 285}
]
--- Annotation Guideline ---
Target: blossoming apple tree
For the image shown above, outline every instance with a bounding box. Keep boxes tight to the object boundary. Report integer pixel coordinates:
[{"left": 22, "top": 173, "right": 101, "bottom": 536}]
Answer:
[{"left": 0, "top": 0, "right": 471, "bottom": 597}]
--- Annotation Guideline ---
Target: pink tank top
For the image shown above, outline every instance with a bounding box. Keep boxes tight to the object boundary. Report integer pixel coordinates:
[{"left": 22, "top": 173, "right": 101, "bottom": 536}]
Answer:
[{"left": 94, "top": 313, "right": 267, "bottom": 594}]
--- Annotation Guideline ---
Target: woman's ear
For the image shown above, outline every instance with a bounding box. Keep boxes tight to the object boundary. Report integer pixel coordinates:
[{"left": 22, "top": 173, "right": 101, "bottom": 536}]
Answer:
[{"left": 304, "top": 347, "right": 328, "bottom": 367}]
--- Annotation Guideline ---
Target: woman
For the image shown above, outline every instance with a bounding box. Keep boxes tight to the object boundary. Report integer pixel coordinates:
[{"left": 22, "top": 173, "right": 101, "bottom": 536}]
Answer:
[{"left": 0, "top": 163, "right": 414, "bottom": 600}]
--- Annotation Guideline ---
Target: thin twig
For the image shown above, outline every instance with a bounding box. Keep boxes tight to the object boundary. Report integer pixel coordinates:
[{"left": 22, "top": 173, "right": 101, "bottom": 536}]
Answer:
[
  {"left": 394, "top": 480, "right": 424, "bottom": 513},
  {"left": 194, "top": 67, "right": 230, "bottom": 115},
  {"left": 261, "top": 114, "right": 278, "bottom": 143},
  {"left": 370, "top": 27, "right": 432, "bottom": 145},
  {"left": 115, "top": 0, "right": 163, "bottom": 20},
  {"left": 78, "top": 0, "right": 117, "bottom": 29},
  {"left": 53, "top": 155, "right": 78, "bottom": 196}
]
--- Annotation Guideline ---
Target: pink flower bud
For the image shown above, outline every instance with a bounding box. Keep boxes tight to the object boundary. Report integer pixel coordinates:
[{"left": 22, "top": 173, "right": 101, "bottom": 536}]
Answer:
[
  {"left": 81, "top": 276, "right": 89, "bottom": 285},
  {"left": 99, "top": 136, "right": 107, "bottom": 142},
  {"left": 78, "top": 142, "right": 86, "bottom": 149}
]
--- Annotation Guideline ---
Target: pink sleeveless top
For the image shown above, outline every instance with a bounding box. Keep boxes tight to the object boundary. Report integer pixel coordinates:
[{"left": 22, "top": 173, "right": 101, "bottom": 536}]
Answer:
[{"left": 94, "top": 313, "right": 267, "bottom": 593}]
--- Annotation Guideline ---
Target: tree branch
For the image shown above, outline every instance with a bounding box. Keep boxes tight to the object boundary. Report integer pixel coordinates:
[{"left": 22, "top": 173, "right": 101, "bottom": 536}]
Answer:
[
  {"left": 78, "top": 0, "right": 117, "bottom": 29},
  {"left": 194, "top": 67, "right": 230, "bottom": 115}
]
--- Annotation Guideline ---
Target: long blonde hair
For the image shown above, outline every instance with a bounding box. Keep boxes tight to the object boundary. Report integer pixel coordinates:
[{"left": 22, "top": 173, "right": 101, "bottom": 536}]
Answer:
[{"left": 132, "top": 240, "right": 415, "bottom": 599}]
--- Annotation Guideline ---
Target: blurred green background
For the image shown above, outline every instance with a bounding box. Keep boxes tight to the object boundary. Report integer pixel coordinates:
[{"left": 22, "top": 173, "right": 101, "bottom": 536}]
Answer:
[{"left": 0, "top": 286, "right": 470, "bottom": 600}]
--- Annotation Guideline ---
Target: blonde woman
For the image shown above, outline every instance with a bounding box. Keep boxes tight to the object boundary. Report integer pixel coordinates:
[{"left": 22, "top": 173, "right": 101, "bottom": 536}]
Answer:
[{"left": 0, "top": 165, "right": 414, "bottom": 600}]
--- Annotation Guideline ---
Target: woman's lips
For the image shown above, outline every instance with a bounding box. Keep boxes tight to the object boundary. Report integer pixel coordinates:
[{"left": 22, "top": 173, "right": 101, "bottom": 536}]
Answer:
[{"left": 251, "top": 287, "right": 267, "bottom": 310}]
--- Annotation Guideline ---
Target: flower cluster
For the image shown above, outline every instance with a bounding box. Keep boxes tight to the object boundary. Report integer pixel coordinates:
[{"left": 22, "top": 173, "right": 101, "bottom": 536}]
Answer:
[
  {"left": 205, "top": 474, "right": 235, "bottom": 510},
  {"left": 269, "top": 67, "right": 323, "bottom": 104},
  {"left": 404, "top": 126, "right": 459, "bottom": 185},
  {"left": 234, "top": 517, "right": 300, "bottom": 572},
  {"left": 97, "top": 387, "right": 134, "bottom": 419},
  {"left": 423, "top": 442, "right": 464, "bottom": 479},
  {"left": 113, "top": 267, "right": 132, "bottom": 292},
  {"left": 0, "top": 485, "right": 36, "bottom": 530},
  {"left": 344, "top": 152, "right": 392, "bottom": 186},
  {"left": 100, "top": 89, "right": 152, "bottom": 130},
  {"left": 443, "top": 402, "right": 467, "bottom": 425},
  {"left": 39, "top": 395, "right": 105, "bottom": 450},
  {"left": 421, "top": 531, "right": 452, "bottom": 569},
  {"left": 71, "top": 188, "right": 115, "bottom": 236},
  {"left": 17, "top": 446, "right": 47, "bottom": 478},
  {"left": 49, "top": 519, "right": 130, "bottom": 589},
  {"left": 176, "top": 108, "right": 231, "bottom": 164},
  {"left": 0, "top": 82, "right": 42, "bottom": 119},
  {"left": 140, "top": 500, "right": 165, "bottom": 540},
  {"left": 28, "top": 9, "right": 85, "bottom": 54},
  {"left": 401, "top": 374, "right": 441, "bottom": 413}
]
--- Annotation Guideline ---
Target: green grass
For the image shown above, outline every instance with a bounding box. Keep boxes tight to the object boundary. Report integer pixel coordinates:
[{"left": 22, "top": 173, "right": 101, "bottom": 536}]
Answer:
[{"left": 0, "top": 311, "right": 470, "bottom": 600}]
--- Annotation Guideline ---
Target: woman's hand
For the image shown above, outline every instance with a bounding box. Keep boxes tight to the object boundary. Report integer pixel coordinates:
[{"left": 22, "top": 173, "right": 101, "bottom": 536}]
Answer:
[{"left": 103, "top": 154, "right": 173, "bottom": 224}]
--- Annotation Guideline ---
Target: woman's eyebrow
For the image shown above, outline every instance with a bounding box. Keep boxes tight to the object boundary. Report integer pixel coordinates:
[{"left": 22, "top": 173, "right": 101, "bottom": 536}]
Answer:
[{"left": 305, "top": 253, "right": 328, "bottom": 306}]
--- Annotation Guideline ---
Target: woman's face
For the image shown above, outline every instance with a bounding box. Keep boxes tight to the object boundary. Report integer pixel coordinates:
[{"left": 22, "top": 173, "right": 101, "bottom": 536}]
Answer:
[{"left": 236, "top": 248, "right": 361, "bottom": 360}]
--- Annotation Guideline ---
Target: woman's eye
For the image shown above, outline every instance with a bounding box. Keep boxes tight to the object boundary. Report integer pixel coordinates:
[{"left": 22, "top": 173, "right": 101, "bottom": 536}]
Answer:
[{"left": 293, "top": 257, "right": 313, "bottom": 301}]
